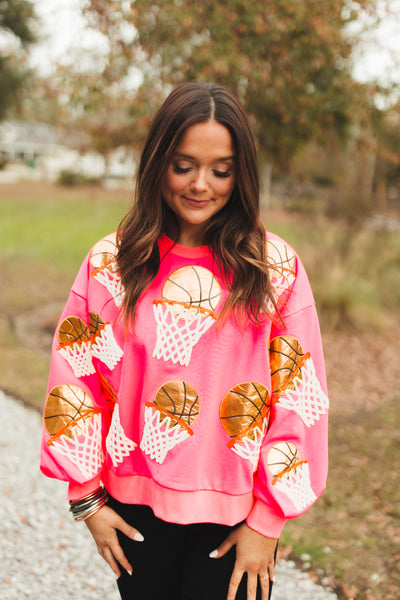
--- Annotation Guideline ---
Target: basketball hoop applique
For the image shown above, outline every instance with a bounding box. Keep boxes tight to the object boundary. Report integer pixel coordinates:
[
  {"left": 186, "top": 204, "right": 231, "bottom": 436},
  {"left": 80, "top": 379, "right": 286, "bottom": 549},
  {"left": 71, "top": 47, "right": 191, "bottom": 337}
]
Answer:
[
  {"left": 90, "top": 234, "right": 125, "bottom": 307},
  {"left": 140, "top": 380, "right": 200, "bottom": 464},
  {"left": 45, "top": 384, "right": 104, "bottom": 478},
  {"left": 57, "top": 316, "right": 96, "bottom": 378},
  {"left": 220, "top": 382, "right": 271, "bottom": 471},
  {"left": 277, "top": 356, "right": 329, "bottom": 428},
  {"left": 267, "top": 442, "right": 316, "bottom": 511},
  {"left": 93, "top": 261, "right": 125, "bottom": 307},
  {"left": 89, "top": 312, "right": 123, "bottom": 370},
  {"left": 266, "top": 239, "right": 296, "bottom": 315},
  {"left": 269, "top": 336, "right": 305, "bottom": 395},
  {"left": 152, "top": 266, "right": 221, "bottom": 366},
  {"left": 106, "top": 403, "right": 136, "bottom": 467}
]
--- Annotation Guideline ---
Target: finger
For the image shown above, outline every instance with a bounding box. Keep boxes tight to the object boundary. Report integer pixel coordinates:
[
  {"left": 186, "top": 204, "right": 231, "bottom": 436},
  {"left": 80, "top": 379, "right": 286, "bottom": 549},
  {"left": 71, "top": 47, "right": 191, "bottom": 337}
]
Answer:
[
  {"left": 247, "top": 572, "right": 258, "bottom": 600},
  {"left": 101, "top": 546, "right": 122, "bottom": 579},
  {"left": 268, "top": 564, "right": 276, "bottom": 583},
  {"left": 111, "top": 539, "right": 133, "bottom": 575},
  {"left": 116, "top": 515, "right": 144, "bottom": 543},
  {"left": 267, "top": 549, "right": 277, "bottom": 582},
  {"left": 259, "top": 572, "right": 271, "bottom": 600},
  {"left": 96, "top": 525, "right": 133, "bottom": 577},
  {"left": 226, "top": 567, "right": 244, "bottom": 600},
  {"left": 209, "top": 534, "right": 234, "bottom": 559}
]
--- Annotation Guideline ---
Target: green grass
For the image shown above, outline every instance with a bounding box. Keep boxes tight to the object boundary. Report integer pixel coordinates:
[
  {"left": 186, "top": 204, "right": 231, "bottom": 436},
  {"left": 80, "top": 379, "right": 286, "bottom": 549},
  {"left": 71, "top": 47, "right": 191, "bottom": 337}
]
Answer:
[
  {"left": 1, "top": 183, "right": 400, "bottom": 600},
  {"left": 265, "top": 213, "right": 400, "bottom": 332},
  {"left": 282, "top": 397, "right": 400, "bottom": 600},
  {"left": 0, "top": 183, "right": 131, "bottom": 403},
  {"left": 0, "top": 191, "right": 131, "bottom": 272}
]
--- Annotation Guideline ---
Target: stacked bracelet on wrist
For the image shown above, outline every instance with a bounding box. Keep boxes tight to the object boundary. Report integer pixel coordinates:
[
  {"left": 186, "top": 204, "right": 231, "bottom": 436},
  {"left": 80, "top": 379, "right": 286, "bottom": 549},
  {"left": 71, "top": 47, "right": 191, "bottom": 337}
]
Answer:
[{"left": 69, "top": 487, "right": 109, "bottom": 522}]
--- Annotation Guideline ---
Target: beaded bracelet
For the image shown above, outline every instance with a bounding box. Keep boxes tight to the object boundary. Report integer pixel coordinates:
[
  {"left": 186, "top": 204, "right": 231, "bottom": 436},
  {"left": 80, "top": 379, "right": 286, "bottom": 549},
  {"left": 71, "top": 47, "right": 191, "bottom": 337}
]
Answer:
[{"left": 69, "top": 487, "right": 109, "bottom": 522}]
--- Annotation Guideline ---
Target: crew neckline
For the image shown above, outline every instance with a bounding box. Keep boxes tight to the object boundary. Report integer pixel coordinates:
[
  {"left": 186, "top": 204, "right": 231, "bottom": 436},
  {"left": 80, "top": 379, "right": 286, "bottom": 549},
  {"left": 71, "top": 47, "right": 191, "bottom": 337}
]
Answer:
[{"left": 159, "top": 234, "right": 210, "bottom": 258}]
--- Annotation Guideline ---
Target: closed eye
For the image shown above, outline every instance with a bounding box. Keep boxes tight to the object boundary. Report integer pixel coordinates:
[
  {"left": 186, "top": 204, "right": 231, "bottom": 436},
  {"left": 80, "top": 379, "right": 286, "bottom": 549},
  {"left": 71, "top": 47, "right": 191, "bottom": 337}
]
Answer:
[
  {"left": 173, "top": 165, "right": 191, "bottom": 174},
  {"left": 214, "top": 170, "right": 231, "bottom": 178}
]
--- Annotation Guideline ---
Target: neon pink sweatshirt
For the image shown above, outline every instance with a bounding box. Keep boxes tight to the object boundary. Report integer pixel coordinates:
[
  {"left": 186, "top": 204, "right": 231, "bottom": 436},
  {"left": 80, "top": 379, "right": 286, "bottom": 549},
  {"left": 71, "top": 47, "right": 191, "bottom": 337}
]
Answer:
[{"left": 40, "top": 231, "right": 328, "bottom": 539}]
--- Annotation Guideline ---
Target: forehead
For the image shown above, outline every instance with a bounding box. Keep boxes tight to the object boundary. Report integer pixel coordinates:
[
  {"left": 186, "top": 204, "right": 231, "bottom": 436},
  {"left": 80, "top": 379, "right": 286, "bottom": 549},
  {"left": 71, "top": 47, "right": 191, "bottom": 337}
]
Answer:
[{"left": 175, "top": 120, "right": 234, "bottom": 159}]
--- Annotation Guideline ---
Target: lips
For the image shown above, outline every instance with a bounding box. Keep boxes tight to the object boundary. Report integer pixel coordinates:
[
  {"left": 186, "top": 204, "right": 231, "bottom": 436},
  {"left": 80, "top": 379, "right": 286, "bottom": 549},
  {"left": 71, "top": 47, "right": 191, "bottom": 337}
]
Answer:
[{"left": 183, "top": 196, "right": 211, "bottom": 207}]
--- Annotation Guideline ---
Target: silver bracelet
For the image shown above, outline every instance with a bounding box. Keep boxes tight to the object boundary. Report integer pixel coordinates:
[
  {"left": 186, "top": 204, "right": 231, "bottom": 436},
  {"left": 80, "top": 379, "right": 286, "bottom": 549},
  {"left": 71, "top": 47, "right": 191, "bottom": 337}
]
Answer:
[{"left": 69, "top": 487, "right": 108, "bottom": 522}]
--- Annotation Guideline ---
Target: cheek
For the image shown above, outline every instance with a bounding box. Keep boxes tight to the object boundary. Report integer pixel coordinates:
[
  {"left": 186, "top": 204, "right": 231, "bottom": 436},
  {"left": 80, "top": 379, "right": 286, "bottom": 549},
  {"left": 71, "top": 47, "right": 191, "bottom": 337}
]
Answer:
[
  {"left": 163, "top": 172, "right": 185, "bottom": 197},
  {"left": 216, "top": 178, "right": 235, "bottom": 199}
]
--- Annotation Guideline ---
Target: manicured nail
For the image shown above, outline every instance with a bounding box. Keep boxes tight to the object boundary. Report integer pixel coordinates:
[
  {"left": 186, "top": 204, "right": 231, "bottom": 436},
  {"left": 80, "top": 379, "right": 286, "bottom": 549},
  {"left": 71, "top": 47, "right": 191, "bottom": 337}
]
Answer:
[
  {"left": 272, "top": 576, "right": 276, "bottom": 583},
  {"left": 134, "top": 533, "right": 144, "bottom": 542},
  {"left": 127, "top": 570, "right": 132, "bottom": 576},
  {"left": 209, "top": 549, "right": 218, "bottom": 558}
]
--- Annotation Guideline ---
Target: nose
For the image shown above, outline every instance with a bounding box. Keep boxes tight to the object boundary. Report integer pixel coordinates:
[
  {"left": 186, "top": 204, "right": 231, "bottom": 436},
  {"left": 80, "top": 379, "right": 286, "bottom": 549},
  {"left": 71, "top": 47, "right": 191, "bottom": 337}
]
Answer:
[{"left": 190, "top": 169, "right": 208, "bottom": 193}]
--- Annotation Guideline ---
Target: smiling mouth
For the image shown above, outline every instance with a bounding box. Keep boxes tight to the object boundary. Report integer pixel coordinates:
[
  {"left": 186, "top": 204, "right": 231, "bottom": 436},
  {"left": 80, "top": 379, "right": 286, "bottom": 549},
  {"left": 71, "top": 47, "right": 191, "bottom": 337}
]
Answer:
[{"left": 183, "top": 196, "right": 211, "bottom": 205}]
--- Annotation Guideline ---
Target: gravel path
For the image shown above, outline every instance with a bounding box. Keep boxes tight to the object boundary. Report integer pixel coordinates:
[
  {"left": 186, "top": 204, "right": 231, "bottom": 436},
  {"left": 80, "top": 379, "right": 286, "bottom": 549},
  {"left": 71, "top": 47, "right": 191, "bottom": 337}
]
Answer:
[{"left": 0, "top": 390, "right": 338, "bottom": 600}]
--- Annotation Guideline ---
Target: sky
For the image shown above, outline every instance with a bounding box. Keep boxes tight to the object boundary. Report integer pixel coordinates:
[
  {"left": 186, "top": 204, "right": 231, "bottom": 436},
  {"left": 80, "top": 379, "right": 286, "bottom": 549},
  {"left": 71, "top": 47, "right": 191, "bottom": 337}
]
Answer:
[{"left": 29, "top": 0, "right": 400, "bottom": 88}]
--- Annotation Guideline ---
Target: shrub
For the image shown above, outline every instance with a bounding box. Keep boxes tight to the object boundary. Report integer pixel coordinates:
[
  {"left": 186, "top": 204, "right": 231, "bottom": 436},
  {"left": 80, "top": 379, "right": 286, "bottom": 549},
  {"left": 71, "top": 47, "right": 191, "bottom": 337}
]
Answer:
[{"left": 57, "top": 170, "right": 100, "bottom": 186}]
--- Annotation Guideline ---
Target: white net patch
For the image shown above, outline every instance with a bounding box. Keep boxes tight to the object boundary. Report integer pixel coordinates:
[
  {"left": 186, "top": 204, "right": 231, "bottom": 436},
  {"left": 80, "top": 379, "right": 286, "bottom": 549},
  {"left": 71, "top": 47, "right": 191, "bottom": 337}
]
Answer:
[
  {"left": 266, "top": 271, "right": 296, "bottom": 314},
  {"left": 152, "top": 301, "right": 215, "bottom": 366},
  {"left": 230, "top": 419, "right": 268, "bottom": 472},
  {"left": 94, "top": 267, "right": 125, "bottom": 307},
  {"left": 51, "top": 413, "right": 104, "bottom": 479},
  {"left": 266, "top": 239, "right": 296, "bottom": 315},
  {"left": 273, "top": 461, "right": 317, "bottom": 512},
  {"left": 91, "top": 324, "right": 123, "bottom": 370},
  {"left": 140, "top": 405, "right": 190, "bottom": 464},
  {"left": 57, "top": 341, "right": 95, "bottom": 378},
  {"left": 106, "top": 404, "right": 137, "bottom": 467},
  {"left": 278, "top": 357, "right": 329, "bottom": 427}
]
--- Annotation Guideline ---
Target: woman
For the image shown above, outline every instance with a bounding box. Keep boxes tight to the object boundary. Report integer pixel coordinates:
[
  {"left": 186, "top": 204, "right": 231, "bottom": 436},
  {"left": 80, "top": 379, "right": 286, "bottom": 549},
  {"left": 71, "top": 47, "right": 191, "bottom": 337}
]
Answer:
[{"left": 40, "top": 82, "right": 329, "bottom": 600}]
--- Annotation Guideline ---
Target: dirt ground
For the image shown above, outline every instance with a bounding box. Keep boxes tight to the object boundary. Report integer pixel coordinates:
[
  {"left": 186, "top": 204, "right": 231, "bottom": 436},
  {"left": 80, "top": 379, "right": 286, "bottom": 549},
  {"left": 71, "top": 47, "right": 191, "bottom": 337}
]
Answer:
[{"left": 323, "top": 319, "right": 400, "bottom": 416}]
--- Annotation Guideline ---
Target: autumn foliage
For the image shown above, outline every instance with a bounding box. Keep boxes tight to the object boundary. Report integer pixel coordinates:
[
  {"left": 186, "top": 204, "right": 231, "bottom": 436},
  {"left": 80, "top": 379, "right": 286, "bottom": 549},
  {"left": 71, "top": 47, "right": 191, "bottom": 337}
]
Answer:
[{"left": 73, "top": 0, "right": 379, "bottom": 166}]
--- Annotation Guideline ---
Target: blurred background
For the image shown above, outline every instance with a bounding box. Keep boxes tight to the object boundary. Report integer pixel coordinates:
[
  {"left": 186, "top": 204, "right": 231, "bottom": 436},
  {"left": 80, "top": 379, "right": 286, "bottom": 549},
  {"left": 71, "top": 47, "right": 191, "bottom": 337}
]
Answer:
[{"left": 0, "top": 2, "right": 399, "bottom": 599}]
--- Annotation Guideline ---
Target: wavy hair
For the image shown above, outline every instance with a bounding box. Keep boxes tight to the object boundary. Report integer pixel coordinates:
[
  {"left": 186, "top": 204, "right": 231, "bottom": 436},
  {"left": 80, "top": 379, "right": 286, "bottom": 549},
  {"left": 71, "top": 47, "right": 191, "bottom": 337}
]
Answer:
[{"left": 117, "top": 81, "right": 276, "bottom": 327}]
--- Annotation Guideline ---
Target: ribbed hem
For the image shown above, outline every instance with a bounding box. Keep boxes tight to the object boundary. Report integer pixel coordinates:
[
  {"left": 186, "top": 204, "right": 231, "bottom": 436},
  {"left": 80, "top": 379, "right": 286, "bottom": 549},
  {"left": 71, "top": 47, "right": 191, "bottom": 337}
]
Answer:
[
  {"left": 102, "top": 471, "right": 254, "bottom": 526},
  {"left": 246, "top": 498, "right": 287, "bottom": 538}
]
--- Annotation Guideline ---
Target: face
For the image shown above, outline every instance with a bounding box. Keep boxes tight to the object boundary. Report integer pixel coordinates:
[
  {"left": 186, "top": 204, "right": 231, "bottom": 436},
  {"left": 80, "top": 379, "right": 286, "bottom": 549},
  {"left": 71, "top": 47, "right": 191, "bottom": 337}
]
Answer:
[{"left": 161, "top": 120, "right": 235, "bottom": 247}]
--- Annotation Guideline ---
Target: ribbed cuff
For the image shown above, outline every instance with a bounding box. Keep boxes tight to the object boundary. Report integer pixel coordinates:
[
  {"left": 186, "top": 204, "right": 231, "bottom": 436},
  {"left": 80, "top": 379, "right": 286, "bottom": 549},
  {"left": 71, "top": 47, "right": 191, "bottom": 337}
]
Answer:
[
  {"left": 246, "top": 498, "right": 287, "bottom": 539},
  {"left": 67, "top": 475, "right": 102, "bottom": 501}
]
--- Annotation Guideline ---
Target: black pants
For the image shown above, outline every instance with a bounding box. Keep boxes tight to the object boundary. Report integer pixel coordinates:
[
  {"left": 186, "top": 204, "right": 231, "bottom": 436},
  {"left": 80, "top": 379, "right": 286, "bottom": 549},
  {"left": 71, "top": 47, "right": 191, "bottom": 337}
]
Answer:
[{"left": 107, "top": 495, "right": 275, "bottom": 600}]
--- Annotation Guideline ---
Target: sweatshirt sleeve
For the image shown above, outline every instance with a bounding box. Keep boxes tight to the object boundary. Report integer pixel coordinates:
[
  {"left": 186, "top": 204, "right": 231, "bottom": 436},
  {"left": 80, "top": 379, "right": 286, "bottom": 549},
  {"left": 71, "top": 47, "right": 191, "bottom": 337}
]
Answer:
[
  {"left": 246, "top": 236, "right": 329, "bottom": 539},
  {"left": 39, "top": 250, "right": 116, "bottom": 500}
]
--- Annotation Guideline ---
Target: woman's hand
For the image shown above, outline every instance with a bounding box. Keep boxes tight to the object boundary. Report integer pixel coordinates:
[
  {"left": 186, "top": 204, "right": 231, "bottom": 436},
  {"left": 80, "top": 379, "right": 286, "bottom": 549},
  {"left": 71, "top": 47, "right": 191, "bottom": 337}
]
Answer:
[
  {"left": 210, "top": 522, "right": 277, "bottom": 600},
  {"left": 84, "top": 505, "right": 144, "bottom": 578}
]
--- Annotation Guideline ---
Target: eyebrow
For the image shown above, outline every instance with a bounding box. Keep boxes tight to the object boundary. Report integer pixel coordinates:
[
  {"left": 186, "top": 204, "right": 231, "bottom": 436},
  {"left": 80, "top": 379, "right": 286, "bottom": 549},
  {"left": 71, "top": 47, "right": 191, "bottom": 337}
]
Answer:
[{"left": 173, "top": 152, "right": 236, "bottom": 162}]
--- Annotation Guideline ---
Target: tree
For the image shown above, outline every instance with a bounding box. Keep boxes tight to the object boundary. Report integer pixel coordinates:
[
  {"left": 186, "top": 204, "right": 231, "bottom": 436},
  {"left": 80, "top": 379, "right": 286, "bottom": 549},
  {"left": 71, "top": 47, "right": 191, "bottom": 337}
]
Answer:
[
  {"left": 77, "top": 0, "right": 383, "bottom": 168},
  {"left": 0, "top": 0, "right": 37, "bottom": 120}
]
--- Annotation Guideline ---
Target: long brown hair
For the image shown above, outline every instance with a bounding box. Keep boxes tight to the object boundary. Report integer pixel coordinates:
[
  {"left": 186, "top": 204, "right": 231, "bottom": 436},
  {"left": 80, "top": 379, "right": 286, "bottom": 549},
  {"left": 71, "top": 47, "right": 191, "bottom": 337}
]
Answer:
[{"left": 117, "top": 81, "right": 275, "bottom": 326}]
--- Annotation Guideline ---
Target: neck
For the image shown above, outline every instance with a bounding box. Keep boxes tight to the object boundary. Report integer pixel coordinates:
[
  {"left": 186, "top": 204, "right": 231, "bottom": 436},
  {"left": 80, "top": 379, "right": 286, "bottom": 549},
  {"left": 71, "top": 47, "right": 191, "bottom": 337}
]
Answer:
[{"left": 165, "top": 223, "right": 206, "bottom": 248}]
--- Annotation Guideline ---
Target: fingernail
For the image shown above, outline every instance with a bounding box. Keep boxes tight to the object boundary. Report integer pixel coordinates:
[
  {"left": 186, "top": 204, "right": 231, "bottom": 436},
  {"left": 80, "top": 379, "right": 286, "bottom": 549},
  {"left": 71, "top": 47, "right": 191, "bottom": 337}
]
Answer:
[
  {"left": 272, "top": 576, "right": 276, "bottom": 583},
  {"left": 134, "top": 533, "right": 144, "bottom": 542},
  {"left": 209, "top": 549, "right": 218, "bottom": 558},
  {"left": 127, "top": 570, "right": 132, "bottom": 576}
]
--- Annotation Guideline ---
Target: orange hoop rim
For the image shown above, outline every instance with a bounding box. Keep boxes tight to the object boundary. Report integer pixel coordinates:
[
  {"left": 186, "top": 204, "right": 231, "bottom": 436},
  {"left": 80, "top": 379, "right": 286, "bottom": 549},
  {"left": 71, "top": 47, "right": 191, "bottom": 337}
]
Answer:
[
  {"left": 57, "top": 338, "right": 91, "bottom": 351},
  {"left": 145, "top": 402, "right": 194, "bottom": 435},
  {"left": 272, "top": 460, "right": 307, "bottom": 484},
  {"left": 153, "top": 299, "right": 216, "bottom": 319},
  {"left": 227, "top": 411, "right": 269, "bottom": 448},
  {"left": 268, "top": 263, "right": 296, "bottom": 276},
  {"left": 91, "top": 260, "right": 118, "bottom": 277},
  {"left": 47, "top": 409, "right": 101, "bottom": 445},
  {"left": 273, "top": 352, "right": 311, "bottom": 398},
  {"left": 56, "top": 322, "right": 108, "bottom": 350}
]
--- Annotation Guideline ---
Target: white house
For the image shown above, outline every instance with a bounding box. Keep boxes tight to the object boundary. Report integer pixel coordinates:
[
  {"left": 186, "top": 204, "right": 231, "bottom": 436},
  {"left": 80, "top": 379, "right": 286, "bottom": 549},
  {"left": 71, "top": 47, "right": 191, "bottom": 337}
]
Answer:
[{"left": 0, "top": 121, "right": 135, "bottom": 185}]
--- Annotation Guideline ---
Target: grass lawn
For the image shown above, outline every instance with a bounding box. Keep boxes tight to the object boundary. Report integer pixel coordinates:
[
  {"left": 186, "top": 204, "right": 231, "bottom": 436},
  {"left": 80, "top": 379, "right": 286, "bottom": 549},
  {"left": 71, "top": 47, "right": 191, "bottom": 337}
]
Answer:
[{"left": 1, "top": 182, "right": 399, "bottom": 600}]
